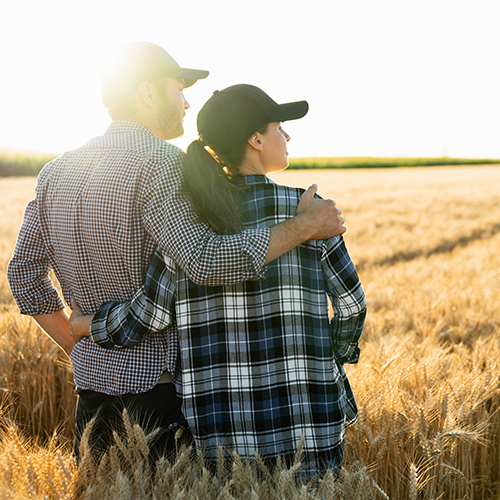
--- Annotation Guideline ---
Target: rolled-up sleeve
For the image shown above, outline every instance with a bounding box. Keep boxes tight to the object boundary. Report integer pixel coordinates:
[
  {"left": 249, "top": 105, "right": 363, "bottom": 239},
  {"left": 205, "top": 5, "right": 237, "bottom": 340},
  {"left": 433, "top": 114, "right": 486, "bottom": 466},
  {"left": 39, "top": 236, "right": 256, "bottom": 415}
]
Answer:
[
  {"left": 144, "top": 188, "right": 270, "bottom": 286},
  {"left": 322, "top": 235, "right": 367, "bottom": 364},
  {"left": 7, "top": 199, "right": 65, "bottom": 315}
]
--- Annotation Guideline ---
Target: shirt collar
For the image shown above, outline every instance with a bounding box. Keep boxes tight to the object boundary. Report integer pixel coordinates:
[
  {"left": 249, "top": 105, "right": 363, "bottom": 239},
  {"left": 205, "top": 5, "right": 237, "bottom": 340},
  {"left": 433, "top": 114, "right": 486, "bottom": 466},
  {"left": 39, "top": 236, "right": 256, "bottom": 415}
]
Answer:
[
  {"left": 242, "top": 174, "right": 275, "bottom": 187},
  {"left": 105, "top": 120, "right": 157, "bottom": 138}
]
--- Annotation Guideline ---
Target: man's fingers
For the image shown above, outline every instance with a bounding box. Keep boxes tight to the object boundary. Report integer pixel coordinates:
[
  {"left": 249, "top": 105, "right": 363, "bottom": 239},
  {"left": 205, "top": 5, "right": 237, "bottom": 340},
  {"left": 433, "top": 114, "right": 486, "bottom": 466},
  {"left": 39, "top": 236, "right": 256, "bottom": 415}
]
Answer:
[
  {"left": 297, "top": 184, "right": 319, "bottom": 214},
  {"left": 296, "top": 184, "right": 347, "bottom": 239},
  {"left": 306, "top": 183, "right": 318, "bottom": 195},
  {"left": 301, "top": 184, "right": 318, "bottom": 200}
]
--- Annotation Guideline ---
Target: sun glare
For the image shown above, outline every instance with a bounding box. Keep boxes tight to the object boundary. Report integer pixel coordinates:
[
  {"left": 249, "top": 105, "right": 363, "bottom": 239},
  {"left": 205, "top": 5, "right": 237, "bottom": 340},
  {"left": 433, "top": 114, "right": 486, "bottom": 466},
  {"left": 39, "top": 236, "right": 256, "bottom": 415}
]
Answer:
[{"left": 1, "top": 0, "right": 500, "bottom": 158}]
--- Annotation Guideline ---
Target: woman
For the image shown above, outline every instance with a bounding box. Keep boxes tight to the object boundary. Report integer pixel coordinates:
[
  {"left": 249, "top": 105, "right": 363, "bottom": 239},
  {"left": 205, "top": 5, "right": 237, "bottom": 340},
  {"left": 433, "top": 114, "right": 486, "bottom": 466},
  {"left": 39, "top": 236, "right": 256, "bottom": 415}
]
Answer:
[{"left": 71, "top": 84, "right": 366, "bottom": 477}]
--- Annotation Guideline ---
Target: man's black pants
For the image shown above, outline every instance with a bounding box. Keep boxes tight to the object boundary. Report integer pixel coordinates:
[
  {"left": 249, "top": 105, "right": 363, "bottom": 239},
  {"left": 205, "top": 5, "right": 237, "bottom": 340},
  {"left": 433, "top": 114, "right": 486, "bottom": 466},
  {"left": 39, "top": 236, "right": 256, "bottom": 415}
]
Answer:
[{"left": 74, "top": 382, "right": 192, "bottom": 463}]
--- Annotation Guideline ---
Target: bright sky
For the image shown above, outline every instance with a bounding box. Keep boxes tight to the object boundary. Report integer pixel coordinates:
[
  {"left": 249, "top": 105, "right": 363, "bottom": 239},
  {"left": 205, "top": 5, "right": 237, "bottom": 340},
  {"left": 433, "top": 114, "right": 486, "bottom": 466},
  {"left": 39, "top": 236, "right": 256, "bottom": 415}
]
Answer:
[{"left": 1, "top": 0, "right": 499, "bottom": 158}]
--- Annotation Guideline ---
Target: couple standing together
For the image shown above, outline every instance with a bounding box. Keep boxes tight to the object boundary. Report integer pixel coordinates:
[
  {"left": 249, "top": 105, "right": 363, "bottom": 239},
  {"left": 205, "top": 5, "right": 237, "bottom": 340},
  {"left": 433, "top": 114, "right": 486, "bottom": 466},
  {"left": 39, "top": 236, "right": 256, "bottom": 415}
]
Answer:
[{"left": 8, "top": 42, "right": 366, "bottom": 478}]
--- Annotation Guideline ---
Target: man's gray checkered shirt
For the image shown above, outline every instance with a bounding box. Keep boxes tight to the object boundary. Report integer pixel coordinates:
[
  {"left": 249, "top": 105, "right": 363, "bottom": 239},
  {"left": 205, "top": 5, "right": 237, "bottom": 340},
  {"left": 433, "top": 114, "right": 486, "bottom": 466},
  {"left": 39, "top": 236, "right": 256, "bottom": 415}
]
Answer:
[{"left": 7, "top": 121, "right": 270, "bottom": 395}]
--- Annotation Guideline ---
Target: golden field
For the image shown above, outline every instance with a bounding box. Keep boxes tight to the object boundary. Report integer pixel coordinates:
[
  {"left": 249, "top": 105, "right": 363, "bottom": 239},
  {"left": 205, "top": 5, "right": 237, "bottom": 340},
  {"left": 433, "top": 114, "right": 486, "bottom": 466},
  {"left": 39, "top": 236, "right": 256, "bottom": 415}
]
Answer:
[{"left": 1, "top": 166, "right": 499, "bottom": 499}]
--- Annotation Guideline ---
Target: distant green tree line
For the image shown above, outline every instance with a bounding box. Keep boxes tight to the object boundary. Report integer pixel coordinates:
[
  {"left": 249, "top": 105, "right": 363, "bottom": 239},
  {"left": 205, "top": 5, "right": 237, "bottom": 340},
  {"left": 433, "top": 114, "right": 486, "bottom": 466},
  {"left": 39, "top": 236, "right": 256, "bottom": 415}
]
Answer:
[
  {"left": 288, "top": 156, "right": 500, "bottom": 169},
  {"left": 0, "top": 152, "right": 57, "bottom": 177},
  {"left": 2, "top": 152, "right": 500, "bottom": 177}
]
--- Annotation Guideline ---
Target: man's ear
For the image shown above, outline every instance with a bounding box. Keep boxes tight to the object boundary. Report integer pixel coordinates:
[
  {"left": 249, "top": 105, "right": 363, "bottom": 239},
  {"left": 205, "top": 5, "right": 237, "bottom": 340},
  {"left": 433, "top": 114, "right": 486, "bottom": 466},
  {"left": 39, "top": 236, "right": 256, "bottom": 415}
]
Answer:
[
  {"left": 247, "top": 132, "right": 263, "bottom": 151},
  {"left": 137, "top": 82, "right": 155, "bottom": 108}
]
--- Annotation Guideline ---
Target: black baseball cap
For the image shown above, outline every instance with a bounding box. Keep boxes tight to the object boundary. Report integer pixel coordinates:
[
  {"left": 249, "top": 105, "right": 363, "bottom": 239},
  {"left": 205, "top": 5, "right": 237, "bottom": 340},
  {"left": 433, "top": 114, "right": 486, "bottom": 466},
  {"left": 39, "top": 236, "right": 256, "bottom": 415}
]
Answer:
[
  {"left": 101, "top": 42, "right": 209, "bottom": 107},
  {"left": 197, "top": 84, "right": 309, "bottom": 153}
]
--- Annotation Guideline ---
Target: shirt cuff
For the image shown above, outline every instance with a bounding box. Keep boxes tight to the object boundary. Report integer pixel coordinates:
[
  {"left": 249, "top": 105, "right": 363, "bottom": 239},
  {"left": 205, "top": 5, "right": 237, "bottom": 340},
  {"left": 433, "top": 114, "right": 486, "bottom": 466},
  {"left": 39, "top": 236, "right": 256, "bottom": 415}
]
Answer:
[
  {"left": 89, "top": 302, "right": 120, "bottom": 349},
  {"left": 240, "top": 228, "right": 270, "bottom": 280},
  {"left": 17, "top": 290, "right": 65, "bottom": 316},
  {"left": 334, "top": 345, "right": 360, "bottom": 365}
]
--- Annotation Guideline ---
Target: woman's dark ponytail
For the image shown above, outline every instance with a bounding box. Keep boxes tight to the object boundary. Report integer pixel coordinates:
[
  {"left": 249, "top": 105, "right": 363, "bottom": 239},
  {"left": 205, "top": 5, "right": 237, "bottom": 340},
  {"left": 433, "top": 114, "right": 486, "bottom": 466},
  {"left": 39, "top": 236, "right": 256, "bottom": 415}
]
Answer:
[{"left": 182, "top": 139, "right": 245, "bottom": 235}]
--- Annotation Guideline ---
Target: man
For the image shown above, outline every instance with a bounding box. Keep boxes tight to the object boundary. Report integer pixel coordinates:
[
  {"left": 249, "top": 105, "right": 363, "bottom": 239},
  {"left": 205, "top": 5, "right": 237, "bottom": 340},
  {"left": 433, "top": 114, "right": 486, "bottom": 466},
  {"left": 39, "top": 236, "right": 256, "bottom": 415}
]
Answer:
[{"left": 7, "top": 42, "right": 346, "bottom": 459}]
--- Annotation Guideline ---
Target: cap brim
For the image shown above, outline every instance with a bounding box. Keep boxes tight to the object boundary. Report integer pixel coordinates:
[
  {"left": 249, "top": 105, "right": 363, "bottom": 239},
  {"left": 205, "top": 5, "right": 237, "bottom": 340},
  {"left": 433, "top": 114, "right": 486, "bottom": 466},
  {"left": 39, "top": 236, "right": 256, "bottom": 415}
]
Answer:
[
  {"left": 171, "top": 67, "right": 209, "bottom": 88},
  {"left": 269, "top": 100, "right": 309, "bottom": 122}
]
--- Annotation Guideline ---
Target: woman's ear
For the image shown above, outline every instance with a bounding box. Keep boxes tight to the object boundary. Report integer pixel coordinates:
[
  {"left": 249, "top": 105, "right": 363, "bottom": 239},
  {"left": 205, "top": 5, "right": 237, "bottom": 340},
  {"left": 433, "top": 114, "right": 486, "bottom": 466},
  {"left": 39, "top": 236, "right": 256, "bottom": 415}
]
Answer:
[{"left": 247, "top": 132, "right": 263, "bottom": 151}]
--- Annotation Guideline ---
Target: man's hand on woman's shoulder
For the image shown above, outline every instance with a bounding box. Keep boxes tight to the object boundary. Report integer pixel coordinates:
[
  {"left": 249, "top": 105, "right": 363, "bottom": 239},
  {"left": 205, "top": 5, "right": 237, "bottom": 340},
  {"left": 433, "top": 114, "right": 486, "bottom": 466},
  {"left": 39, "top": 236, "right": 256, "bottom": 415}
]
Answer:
[
  {"left": 296, "top": 184, "right": 346, "bottom": 240},
  {"left": 265, "top": 183, "right": 346, "bottom": 264}
]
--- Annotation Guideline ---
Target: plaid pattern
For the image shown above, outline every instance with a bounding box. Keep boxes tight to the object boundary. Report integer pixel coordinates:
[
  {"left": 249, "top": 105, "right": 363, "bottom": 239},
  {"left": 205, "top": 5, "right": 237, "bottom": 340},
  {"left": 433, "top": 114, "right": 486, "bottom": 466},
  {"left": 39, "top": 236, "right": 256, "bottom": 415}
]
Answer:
[
  {"left": 7, "top": 121, "right": 269, "bottom": 395},
  {"left": 90, "top": 175, "right": 366, "bottom": 472}
]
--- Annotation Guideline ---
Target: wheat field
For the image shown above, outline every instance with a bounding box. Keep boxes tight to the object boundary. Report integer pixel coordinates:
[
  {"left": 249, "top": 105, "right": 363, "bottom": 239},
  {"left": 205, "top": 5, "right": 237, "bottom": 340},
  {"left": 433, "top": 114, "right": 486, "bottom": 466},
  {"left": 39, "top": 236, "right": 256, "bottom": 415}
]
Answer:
[{"left": 0, "top": 166, "right": 499, "bottom": 499}]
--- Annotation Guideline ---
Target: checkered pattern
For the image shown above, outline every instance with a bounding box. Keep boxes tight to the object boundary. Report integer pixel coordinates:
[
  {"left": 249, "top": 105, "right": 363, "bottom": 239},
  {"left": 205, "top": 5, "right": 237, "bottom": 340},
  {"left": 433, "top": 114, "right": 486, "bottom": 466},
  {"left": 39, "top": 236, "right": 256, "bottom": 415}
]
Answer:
[
  {"left": 7, "top": 121, "right": 269, "bottom": 395},
  {"left": 90, "top": 175, "right": 366, "bottom": 472}
]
